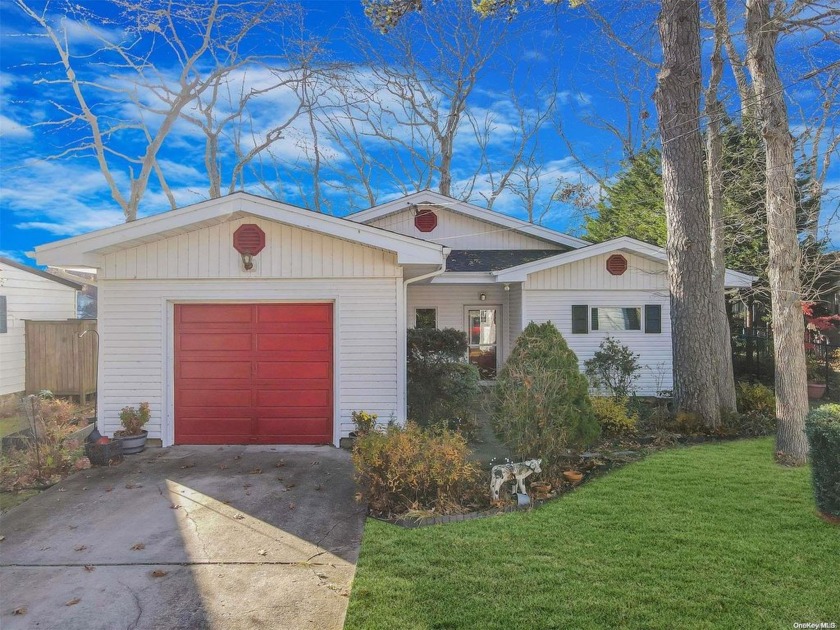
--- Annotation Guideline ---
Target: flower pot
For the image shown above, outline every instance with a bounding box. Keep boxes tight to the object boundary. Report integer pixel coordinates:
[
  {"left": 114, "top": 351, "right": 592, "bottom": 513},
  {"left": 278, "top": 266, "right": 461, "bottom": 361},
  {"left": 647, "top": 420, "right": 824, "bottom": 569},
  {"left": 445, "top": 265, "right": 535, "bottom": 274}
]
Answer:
[
  {"left": 807, "top": 383, "right": 826, "bottom": 400},
  {"left": 563, "top": 470, "right": 583, "bottom": 483},
  {"left": 114, "top": 430, "right": 148, "bottom": 455}
]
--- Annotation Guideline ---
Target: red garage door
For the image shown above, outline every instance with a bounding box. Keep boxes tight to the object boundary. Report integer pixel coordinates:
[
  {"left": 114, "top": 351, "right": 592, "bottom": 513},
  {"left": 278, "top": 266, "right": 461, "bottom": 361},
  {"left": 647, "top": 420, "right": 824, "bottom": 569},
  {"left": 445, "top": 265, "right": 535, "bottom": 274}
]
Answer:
[{"left": 174, "top": 304, "right": 333, "bottom": 445}]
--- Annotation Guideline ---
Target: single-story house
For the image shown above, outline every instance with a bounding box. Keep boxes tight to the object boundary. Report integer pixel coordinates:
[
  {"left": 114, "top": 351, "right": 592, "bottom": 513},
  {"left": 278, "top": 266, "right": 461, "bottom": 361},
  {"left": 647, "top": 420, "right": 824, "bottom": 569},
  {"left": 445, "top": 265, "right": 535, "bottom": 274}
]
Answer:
[
  {"left": 0, "top": 257, "right": 83, "bottom": 397},
  {"left": 35, "top": 191, "right": 754, "bottom": 446}
]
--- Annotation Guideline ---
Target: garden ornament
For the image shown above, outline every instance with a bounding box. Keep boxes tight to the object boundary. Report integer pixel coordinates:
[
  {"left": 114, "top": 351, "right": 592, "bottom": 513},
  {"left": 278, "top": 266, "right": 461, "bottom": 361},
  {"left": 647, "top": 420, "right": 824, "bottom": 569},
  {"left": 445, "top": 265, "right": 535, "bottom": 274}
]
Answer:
[{"left": 490, "top": 459, "right": 542, "bottom": 502}]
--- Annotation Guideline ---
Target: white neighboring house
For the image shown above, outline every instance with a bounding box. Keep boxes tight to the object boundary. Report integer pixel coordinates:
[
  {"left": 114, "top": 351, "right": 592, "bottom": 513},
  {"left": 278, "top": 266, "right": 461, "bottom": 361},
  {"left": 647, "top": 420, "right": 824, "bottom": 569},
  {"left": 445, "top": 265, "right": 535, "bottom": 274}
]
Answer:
[
  {"left": 0, "top": 257, "right": 83, "bottom": 396},
  {"left": 35, "top": 191, "right": 754, "bottom": 447}
]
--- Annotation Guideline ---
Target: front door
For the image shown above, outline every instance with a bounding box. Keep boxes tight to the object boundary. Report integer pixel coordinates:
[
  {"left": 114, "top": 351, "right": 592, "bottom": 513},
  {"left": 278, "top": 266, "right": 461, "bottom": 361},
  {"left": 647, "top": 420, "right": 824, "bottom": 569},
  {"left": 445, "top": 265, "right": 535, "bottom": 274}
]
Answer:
[{"left": 467, "top": 307, "right": 498, "bottom": 379}]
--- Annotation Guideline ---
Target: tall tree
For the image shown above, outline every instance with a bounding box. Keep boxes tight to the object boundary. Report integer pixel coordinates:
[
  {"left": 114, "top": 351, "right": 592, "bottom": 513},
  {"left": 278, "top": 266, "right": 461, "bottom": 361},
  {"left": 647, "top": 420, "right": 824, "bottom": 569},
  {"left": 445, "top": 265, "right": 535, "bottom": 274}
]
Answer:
[
  {"left": 654, "top": 0, "right": 720, "bottom": 427},
  {"left": 745, "top": 0, "right": 809, "bottom": 464}
]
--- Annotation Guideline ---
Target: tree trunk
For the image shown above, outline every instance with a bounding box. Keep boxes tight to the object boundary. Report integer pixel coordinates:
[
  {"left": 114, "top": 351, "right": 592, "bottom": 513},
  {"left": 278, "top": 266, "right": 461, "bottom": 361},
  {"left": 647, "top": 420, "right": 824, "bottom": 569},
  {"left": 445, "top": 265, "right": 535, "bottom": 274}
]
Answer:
[
  {"left": 745, "top": 0, "right": 809, "bottom": 465},
  {"left": 654, "top": 0, "right": 721, "bottom": 428},
  {"left": 707, "top": 0, "right": 737, "bottom": 414}
]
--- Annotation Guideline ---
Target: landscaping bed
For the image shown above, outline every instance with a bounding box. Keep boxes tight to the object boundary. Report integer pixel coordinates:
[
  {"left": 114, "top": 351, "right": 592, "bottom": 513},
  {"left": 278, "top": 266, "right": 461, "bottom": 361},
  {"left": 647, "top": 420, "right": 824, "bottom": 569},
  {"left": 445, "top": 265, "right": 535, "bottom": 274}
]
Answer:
[{"left": 346, "top": 438, "right": 839, "bottom": 629}]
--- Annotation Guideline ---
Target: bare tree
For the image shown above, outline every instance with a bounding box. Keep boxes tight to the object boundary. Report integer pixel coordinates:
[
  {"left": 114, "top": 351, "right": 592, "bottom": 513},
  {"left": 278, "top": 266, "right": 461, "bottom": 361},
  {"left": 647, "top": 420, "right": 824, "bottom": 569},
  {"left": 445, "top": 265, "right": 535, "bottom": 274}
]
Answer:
[
  {"left": 655, "top": 0, "right": 720, "bottom": 427},
  {"left": 15, "top": 0, "right": 301, "bottom": 221},
  {"left": 706, "top": 0, "right": 738, "bottom": 413},
  {"left": 743, "top": 0, "right": 836, "bottom": 464}
]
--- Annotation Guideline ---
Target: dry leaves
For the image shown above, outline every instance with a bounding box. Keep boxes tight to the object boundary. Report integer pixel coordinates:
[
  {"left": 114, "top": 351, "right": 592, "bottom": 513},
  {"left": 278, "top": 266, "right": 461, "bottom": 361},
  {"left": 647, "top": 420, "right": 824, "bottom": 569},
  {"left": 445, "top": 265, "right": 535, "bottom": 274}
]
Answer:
[
  {"left": 180, "top": 463, "right": 195, "bottom": 469},
  {"left": 151, "top": 570, "right": 168, "bottom": 578},
  {"left": 73, "top": 545, "right": 88, "bottom": 552},
  {"left": 125, "top": 483, "right": 142, "bottom": 490},
  {"left": 257, "top": 549, "right": 267, "bottom": 556},
  {"left": 13, "top": 607, "right": 26, "bottom": 615},
  {"left": 274, "top": 460, "right": 285, "bottom": 468},
  {"left": 249, "top": 468, "right": 262, "bottom": 475},
  {"left": 169, "top": 504, "right": 180, "bottom": 510},
  {"left": 84, "top": 565, "right": 95, "bottom": 572},
  {"left": 130, "top": 543, "right": 145, "bottom": 551},
  {"left": 65, "top": 598, "right": 81, "bottom": 606},
  {"left": 233, "top": 513, "right": 245, "bottom": 520}
]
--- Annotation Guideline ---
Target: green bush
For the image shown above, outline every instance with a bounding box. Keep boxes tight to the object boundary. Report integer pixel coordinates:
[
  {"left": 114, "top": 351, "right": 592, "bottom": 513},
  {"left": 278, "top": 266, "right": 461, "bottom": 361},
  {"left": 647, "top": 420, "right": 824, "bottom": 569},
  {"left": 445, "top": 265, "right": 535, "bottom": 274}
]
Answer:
[
  {"left": 492, "top": 322, "right": 599, "bottom": 474},
  {"left": 804, "top": 404, "right": 840, "bottom": 518},
  {"left": 407, "top": 328, "right": 481, "bottom": 436},
  {"left": 592, "top": 397, "right": 638, "bottom": 436},
  {"left": 584, "top": 336, "right": 641, "bottom": 398},
  {"left": 736, "top": 382, "right": 776, "bottom": 416},
  {"left": 351, "top": 411, "right": 378, "bottom": 436},
  {"left": 351, "top": 422, "right": 481, "bottom": 516}
]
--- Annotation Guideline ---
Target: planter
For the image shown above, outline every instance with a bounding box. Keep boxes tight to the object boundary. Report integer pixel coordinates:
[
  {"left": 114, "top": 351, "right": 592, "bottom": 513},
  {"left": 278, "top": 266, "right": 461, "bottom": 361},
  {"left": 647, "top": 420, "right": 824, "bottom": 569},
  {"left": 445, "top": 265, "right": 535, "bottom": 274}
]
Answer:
[
  {"left": 807, "top": 383, "right": 826, "bottom": 400},
  {"left": 563, "top": 470, "right": 583, "bottom": 483},
  {"left": 114, "top": 430, "right": 148, "bottom": 455},
  {"left": 85, "top": 439, "right": 123, "bottom": 466}
]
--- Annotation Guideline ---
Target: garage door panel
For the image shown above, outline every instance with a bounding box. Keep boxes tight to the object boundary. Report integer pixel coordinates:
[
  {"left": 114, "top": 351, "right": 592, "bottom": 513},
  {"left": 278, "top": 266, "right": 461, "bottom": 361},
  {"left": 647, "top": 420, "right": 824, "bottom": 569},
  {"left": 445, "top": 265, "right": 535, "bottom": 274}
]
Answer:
[
  {"left": 179, "top": 333, "right": 252, "bottom": 352},
  {"left": 178, "top": 304, "right": 253, "bottom": 323},
  {"left": 256, "top": 389, "right": 330, "bottom": 407},
  {"left": 179, "top": 361, "right": 252, "bottom": 379},
  {"left": 257, "top": 304, "right": 331, "bottom": 324},
  {"left": 174, "top": 303, "right": 333, "bottom": 445},
  {"left": 178, "top": 389, "right": 252, "bottom": 407},
  {"left": 255, "top": 361, "right": 330, "bottom": 379},
  {"left": 256, "top": 333, "right": 331, "bottom": 351}
]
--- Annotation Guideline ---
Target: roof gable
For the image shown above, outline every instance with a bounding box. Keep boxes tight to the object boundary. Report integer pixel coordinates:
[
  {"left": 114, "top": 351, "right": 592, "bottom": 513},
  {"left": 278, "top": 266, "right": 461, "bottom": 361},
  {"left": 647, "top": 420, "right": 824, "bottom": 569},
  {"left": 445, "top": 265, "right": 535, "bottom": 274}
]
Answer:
[
  {"left": 34, "top": 192, "right": 445, "bottom": 268},
  {"left": 493, "top": 236, "right": 756, "bottom": 288},
  {"left": 347, "top": 191, "right": 589, "bottom": 250},
  {"left": 0, "top": 257, "right": 83, "bottom": 290}
]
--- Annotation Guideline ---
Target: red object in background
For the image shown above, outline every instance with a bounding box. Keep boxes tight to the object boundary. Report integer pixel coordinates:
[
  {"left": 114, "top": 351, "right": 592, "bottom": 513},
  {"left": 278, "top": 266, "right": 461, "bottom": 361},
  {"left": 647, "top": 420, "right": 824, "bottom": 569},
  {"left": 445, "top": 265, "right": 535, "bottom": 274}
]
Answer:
[
  {"left": 606, "top": 254, "right": 628, "bottom": 276},
  {"left": 414, "top": 208, "right": 438, "bottom": 232},
  {"left": 96, "top": 436, "right": 110, "bottom": 444},
  {"left": 233, "top": 224, "right": 266, "bottom": 255},
  {"left": 174, "top": 303, "right": 333, "bottom": 445}
]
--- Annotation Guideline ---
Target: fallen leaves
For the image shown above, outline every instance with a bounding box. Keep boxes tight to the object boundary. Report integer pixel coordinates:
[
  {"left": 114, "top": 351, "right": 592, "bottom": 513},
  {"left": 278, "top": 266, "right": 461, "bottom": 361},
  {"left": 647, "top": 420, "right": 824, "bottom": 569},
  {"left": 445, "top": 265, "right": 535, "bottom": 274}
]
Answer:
[
  {"left": 257, "top": 549, "right": 267, "bottom": 556},
  {"left": 180, "top": 463, "right": 195, "bottom": 469},
  {"left": 170, "top": 504, "right": 180, "bottom": 510},
  {"left": 65, "top": 598, "right": 81, "bottom": 606},
  {"left": 233, "top": 513, "right": 245, "bottom": 520},
  {"left": 84, "top": 565, "right": 95, "bottom": 572},
  {"left": 125, "top": 483, "right": 142, "bottom": 490},
  {"left": 13, "top": 607, "right": 26, "bottom": 615},
  {"left": 130, "top": 543, "right": 145, "bottom": 551},
  {"left": 274, "top": 460, "right": 285, "bottom": 468},
  {"left": 151, "top": 569, "right": 168, "bottom": 578},
  {"left": 0, "top": 535, "right": 4, "bottom": 542},
  {"left": 249, "top": 468, "right": 262, "bottom": 475},
  {"left": 73, "top": 545, "right": 88, "bottom": 552}
]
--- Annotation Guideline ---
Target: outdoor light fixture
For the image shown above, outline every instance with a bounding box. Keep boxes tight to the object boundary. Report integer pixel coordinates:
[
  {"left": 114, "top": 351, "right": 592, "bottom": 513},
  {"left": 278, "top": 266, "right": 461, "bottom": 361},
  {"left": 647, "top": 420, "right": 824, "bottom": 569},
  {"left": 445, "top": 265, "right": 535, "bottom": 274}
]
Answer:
[
  {"left": 480, "top": 293, "right": 487, "bottom": 301},
  {"left": 503, "top": 283, "right": 510, "bottom": 292},
  {"left": 233, "top": 224, "right": 266, "bottom": 271}
]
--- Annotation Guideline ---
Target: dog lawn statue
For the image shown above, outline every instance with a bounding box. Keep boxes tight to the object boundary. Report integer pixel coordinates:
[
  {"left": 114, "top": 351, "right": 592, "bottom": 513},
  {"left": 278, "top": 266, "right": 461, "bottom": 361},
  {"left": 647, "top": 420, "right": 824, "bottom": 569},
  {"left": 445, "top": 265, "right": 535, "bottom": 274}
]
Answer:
[{"left": 490, "top": 459, "right": 542, "bottom": 502}]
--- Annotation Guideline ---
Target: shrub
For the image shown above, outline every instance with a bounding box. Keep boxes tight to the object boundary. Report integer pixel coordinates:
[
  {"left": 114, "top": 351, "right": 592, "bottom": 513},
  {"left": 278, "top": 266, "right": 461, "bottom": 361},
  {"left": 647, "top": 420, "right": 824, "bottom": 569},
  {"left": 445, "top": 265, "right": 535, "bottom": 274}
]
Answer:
[
  {"left": 407, "top": 328, "right": 481, "bottom": 435},
  {"left": 736, "top": 382, "right": 776, "bottom": 417},
  {"left": 584, "top": 336, "right": 642, "bottom": 398},
  {"left": 804, "top": 404, "right": 840, "bottom": 518},
  {"left": 118, "top": 402, "right": 150, "bottom": 436},
  {"left": 351, "top": 422, "right": 480, "bottom": 516},
  {"left": 592, "top": 397, "right": 638, "bottom": 436},
  {"left": 351, "top": 410, "right": 378, "bottom": 436},
  {"left": 492, "top": 322, "right": 598, "bottom": 475}
]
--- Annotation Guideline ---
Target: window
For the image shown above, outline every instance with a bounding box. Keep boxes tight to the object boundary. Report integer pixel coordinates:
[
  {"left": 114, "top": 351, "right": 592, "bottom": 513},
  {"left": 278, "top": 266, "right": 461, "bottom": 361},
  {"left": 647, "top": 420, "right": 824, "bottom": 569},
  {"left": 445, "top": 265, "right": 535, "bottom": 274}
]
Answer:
[
  {"left": 467, "top": 308, "right": 497, "bottom": 379},
  {"left": 415, "top": 308, "right": 437, "bottom": 329},
  {"left": 591, "top": 307, "right": 641, "bottom": 331}
]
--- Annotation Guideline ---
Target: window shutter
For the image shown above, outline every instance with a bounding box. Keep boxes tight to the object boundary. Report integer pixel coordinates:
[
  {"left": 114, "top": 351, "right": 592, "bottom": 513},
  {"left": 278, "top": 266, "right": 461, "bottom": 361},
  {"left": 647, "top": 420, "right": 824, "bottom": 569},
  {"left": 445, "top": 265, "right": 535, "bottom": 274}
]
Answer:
[
  {"left": 0, "top": 296, "right": 6, "bottom": 334},
  {"left": 645, "top": 304, "right": 661, "bottom": 333},
  {"left": 571, "top": 305, "right": 588, "bottom": 334}
]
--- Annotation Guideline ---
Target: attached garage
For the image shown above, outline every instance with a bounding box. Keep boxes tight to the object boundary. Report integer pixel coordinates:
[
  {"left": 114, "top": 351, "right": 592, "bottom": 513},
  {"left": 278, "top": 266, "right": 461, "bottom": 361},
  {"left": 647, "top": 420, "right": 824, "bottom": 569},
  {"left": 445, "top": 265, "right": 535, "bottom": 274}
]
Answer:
[
  {"left": 34, "top": 193, "right": 446, "bottom": 446},
  {"left": 174, "top": 303, "right": 333, "bottom": 445}
]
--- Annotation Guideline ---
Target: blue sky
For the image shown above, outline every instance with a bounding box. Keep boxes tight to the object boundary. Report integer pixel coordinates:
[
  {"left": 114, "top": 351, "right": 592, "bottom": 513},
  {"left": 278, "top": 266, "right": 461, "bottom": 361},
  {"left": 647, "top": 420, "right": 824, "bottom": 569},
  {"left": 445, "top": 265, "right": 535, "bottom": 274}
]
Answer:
[{"left": 0, "top": 0, "right": 836, "bottom": 266}]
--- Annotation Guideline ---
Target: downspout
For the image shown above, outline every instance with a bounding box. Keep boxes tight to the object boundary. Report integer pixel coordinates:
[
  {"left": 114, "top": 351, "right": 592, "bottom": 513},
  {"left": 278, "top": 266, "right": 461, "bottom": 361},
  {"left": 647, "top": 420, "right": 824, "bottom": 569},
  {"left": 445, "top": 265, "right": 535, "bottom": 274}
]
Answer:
[{"left": 398, "top": 249, "right": 449, "bottom": 423}]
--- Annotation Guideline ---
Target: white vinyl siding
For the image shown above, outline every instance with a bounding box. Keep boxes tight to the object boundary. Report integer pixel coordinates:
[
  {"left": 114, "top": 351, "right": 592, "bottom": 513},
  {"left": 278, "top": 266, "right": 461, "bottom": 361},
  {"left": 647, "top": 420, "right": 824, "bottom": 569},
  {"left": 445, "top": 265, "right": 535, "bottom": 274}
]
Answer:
[
  {"left": 523, "top": 254, "right": 672, "bottom": 396},
  {"left": 406, "top": 284, "right": 513, "bottom": 363},
  {"left": 102, "top": 215, "right": 399, "bottom": 280},
  {"left": 0, "top": 264, "right": 78, "bottom": 395},
  {"left": 98, "top": 278, "right": 399, "bottom": 444},
  {"left": 508, "top": 282, "right": 523, "bottom": 350},
  {"left": 367, "top": 207, "right": 563, "bottom": 250},
  {"left": 524, "top": 252, "right": 667, "bottom": 291}
]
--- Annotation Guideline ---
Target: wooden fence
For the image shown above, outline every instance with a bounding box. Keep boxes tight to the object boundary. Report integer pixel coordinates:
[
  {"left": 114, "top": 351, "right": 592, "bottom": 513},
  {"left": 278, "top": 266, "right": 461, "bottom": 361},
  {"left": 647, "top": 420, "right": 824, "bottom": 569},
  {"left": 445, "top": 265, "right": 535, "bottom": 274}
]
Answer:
[{"left": 25, "top": 319, "right": 97, "bottom": 400}]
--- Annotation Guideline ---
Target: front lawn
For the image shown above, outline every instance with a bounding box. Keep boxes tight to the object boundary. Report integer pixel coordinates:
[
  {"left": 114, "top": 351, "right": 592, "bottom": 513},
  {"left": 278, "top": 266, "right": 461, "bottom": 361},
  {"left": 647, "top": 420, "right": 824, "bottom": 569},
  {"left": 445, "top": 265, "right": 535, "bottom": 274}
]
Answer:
[{"left": 346, "top": 438, "right": 838, "bottom": 629}]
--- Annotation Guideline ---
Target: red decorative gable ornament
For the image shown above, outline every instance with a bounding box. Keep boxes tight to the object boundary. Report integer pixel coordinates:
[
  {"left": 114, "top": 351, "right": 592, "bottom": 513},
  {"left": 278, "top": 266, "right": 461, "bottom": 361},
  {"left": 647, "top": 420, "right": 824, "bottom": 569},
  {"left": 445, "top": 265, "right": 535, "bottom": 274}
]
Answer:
[
  {"left": 414, "top": 207, "right": 438, "bottom": 233},
  {"left": 233, "top": 224, "right": 266, "bottom": 256},
  {"left": 606, "top": 253, "right": 628, "bottom": 276}
]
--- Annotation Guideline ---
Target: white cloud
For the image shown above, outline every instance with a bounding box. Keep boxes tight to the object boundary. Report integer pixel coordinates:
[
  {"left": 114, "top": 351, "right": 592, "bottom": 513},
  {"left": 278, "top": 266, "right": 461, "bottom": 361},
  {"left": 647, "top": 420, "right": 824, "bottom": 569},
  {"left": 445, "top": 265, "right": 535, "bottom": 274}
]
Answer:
[{"left": 0, "top": 114, "right": 32, "bottom": 139}]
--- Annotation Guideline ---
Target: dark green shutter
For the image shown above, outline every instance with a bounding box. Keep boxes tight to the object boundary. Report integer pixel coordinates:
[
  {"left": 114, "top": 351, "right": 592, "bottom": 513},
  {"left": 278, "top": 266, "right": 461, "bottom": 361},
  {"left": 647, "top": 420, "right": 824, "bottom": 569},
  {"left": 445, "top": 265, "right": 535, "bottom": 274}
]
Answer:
[
  {"left": 0, "top": 296, "right": 6, "bottom": 333},
  {"left": 591, "top": 308, "right": 599, "bottom": 331},
  {"left": 644, "top": 304, "right": 661, "bottom": 333},
  {"left": 571, "top": 305, "right": 588, "bottom": 334}
]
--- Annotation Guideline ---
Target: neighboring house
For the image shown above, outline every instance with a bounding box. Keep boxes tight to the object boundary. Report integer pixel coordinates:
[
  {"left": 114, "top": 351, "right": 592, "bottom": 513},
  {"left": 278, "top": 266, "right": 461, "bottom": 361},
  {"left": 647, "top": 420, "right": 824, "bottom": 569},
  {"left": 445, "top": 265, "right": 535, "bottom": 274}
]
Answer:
[
  {"left": 35, "top": 191, "right": 754, "bottom": 446},
  {"left": 0, "top": 257, "right": 83, "bottom": 397}
]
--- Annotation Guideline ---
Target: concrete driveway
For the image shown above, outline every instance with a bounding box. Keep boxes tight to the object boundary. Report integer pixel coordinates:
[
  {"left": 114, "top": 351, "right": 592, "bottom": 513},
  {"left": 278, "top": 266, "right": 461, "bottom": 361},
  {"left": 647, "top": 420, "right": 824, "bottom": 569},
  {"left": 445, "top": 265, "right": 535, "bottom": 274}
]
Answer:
[{"left": 0, "top": 445, "right": 366, "bottom": 630}]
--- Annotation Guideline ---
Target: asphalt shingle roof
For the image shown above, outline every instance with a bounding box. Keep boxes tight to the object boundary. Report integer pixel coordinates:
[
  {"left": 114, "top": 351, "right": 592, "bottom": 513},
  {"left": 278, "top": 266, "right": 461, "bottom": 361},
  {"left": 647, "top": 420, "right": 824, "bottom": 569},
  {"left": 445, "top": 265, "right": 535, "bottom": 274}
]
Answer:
[{"left": 444, "top": 249, "right": 566, "bottom": 273}]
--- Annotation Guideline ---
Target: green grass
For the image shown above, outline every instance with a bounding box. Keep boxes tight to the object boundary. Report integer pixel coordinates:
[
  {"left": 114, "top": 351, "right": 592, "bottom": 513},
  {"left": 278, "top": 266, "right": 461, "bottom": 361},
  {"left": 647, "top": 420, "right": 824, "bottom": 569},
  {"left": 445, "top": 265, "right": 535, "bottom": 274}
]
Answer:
[{"left": 346, "top": 438, "right": 839, "bottom": 629}]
